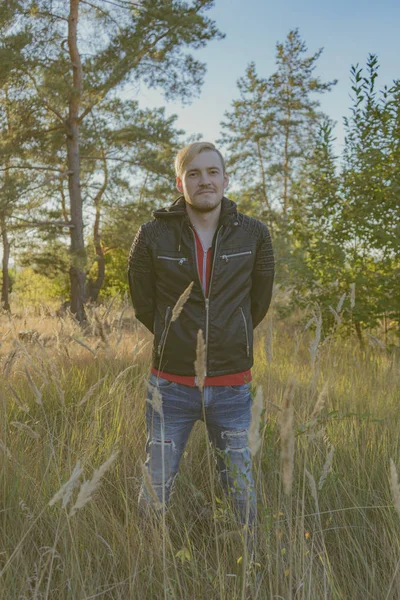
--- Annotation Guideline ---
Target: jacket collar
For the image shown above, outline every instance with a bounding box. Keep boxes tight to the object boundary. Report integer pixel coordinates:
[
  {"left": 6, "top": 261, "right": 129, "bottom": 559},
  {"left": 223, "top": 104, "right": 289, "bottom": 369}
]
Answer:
[{"left": 153, "top": 195, "right": 238, "bottom": 227}]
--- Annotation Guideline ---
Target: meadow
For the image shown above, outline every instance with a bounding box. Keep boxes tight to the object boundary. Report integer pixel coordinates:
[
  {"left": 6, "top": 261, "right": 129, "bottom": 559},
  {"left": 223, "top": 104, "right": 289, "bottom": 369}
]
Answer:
[{"left": 0, "top": 296, "right": 399, "bottom": 599}]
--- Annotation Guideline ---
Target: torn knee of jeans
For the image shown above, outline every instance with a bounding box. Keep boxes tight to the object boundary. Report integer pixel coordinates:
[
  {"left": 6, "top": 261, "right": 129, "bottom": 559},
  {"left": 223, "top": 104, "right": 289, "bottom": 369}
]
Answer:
[
  {"left": 221, "top": 429, "right": 248, "bottom": 450},
  {"left": 150, "top": 438, "right": 175, "bottom": 452}
]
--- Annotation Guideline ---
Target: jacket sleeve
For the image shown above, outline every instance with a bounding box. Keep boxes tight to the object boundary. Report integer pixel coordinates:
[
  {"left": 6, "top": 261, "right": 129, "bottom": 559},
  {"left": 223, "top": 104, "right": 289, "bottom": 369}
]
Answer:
[
  {"left": 251, "top": 223, "right": 275, "bottom": 329},
  {"left": 128, "top": 224, "right": 156, "bottom": 334}
]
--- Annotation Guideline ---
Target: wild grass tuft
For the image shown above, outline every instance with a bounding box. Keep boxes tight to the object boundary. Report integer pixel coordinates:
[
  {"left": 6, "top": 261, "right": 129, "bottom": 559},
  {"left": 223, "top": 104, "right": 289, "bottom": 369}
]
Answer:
[{"left": 1, "top": 301, "right": 400, "bottom": 599}]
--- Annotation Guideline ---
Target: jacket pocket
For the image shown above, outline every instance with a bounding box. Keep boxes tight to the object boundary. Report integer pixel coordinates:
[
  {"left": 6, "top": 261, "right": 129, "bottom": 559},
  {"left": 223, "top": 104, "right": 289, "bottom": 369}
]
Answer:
[
  {"left": 157, "top": 255, "right": 188, "bottom": 265},
  {"left": 239, "top": 306, "right": 250, "bottom": 358},
  {"left": 221, "top": 250, "right": 252, "bottom": 263},
  {"left": 157, "top": 306, "right": 172, "bottom": 355}
]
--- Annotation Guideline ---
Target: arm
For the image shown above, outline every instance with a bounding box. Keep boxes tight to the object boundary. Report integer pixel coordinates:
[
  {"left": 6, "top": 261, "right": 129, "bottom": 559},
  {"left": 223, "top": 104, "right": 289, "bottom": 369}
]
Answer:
[
  {"left": 128, "top": 224, "right": 156, "bottom": 334},
  {"left": 251, "top": 223, "right": 275, "bottom": 329}
]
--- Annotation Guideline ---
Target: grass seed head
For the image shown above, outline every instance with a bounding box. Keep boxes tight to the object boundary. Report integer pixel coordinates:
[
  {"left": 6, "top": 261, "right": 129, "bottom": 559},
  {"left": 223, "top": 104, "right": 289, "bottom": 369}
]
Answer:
[
  {"left": 141, "top": 462, "right": 163, "bottom": 511},
  {"left": 11, "top": 421, "right": 40, "bottom": 439},
  {"left": 70, "top": 451, "right": 119, "bottom": 516},
  {"left": 280, "top": 376, "right": 296, "bottom": 495},
  {"left": 249, "top": 385, "right": 264, "bottom": 456},
  {"left": 146, "top": 385, "right": 163, "bottom": 416},
  {"left": 390, "top": 458, "right": 400, "bottom": 517},
  {"left": 48, "top": 460, "right": 83, "bottom": 508},
  {"left": 171, "top": 281, "right": 194, "bottom": 322},
  {"left": 350, "top": 283, "right": 356, "bottom": 309},
  {"left": 318, "top": 445, "right": 335, "bottom": 491},
  {"left": 305, "top": 468, "right": 318, "bottom": 505},
  {"left": 194, "top": 329, "right": 206, "bottom": 391},
  {"left": 310, "top": 380, "right": 329, "bottom": 421}
]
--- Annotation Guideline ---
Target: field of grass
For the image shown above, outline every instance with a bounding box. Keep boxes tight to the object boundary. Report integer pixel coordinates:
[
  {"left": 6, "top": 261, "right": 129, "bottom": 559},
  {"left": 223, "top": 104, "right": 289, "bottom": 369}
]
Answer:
[{"left": 1, "top": 298, "right": 400, "bottom": 599}]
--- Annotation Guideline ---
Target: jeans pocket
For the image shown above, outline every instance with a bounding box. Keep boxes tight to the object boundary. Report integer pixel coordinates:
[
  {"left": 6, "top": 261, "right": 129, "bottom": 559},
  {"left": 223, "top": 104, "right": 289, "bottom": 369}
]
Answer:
[
  {"left": 149, "top": 373, "right": 175, "bottom": 389},
  {"left": 226, "top": 383, "right": 251, "bottom": 393}
]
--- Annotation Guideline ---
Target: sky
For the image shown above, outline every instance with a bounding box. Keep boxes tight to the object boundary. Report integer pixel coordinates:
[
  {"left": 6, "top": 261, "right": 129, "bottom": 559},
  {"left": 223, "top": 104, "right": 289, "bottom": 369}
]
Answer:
[{"left": 131, "top": 0, "right": 400, "bottom": 159}]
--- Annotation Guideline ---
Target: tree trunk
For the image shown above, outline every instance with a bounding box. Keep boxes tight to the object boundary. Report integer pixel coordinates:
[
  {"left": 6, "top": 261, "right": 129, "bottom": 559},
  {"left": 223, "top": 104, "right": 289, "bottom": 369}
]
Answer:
[
  {"left": 86, "top": 204, "right": 105, "bottom": 303},
  {"left": 282, "top": 106, "right": 291, "bottom": 220},
  {"left": 354, "top": 320, "right": 364, "bottom": 350},
  {"left": 86, "top": 147, "right": 108, "bottom": 303},
  {"left": 67, "top": 0, "right": 86, "bottom": 322},
  {"left": 1, "top": 219, "right": 10, "bottom": 312}
]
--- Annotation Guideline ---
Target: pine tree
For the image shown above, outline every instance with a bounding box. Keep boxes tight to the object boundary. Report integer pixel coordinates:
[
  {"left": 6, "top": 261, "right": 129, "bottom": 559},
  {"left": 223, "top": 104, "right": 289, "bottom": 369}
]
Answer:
[
  {"left": 7, "top": 0, "right": 223, "bottom": 320},
  {"left": 220, "top": 29, "right": 336, "bottom": 236}
]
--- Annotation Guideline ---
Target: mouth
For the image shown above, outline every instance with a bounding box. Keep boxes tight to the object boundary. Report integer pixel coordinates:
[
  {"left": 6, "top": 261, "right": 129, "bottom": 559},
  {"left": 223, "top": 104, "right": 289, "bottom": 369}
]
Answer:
[{"left": 197, "top": 190, "right": 214, "bottom": 195}]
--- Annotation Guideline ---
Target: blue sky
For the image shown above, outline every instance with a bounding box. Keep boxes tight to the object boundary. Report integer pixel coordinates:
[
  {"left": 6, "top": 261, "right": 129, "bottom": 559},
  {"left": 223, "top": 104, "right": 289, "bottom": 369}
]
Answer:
[{"left": 133, "top": 0, "right": 400, "bottom": 158}]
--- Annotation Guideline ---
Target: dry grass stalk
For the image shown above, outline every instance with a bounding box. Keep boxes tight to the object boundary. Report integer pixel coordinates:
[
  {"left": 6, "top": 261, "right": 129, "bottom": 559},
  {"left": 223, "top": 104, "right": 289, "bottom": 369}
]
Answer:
[
  {"left": 248, "top": 385, "right": 264, "bottom": 456},
  {"left": 310, "top": 380, "right": 329, "bottom": 421},
  {"left": 265, "top": 316, "right": 273, "bottom": 364},
  {"left": 48, "top": 461, "right": 83, "bottom": 508},
  {"left": 10, "top": 421, "right": 40, "bottom": 439},
  {"left": 94, "top": 312, "right": 109, "bottom": 345},
  {"left": 108, "top": 364, "right": 137, "bottom": 395},
  {"left": 336, "top": 292, "right": 346, "bottom": 314},
  {"left": 280, "top": 376, "right": 296, "bottom": 495},
  {"left": 328, "top": 305, "right": 342, "bottom": 326},
  {"left": 350, "top": 283, "right": 356, "bottom": 309},
  {"left": 309, "top": 311, "right": 322, "bottom": 369},
  {"left": 194, "top": 329, "right": 206, "bottom": 391},
  {"left": 304, "top": 316, "right": 316, "bottom": 332},
  {"left": 78, "top": 376, "right": 108, "bottom": 407},
  {"left": 390, "top": 458, "right": 400, "bottom": 516},
  {"left": 102, "top": 294, "right": 119, "bottom": 321},
  {"left": 0, "top": 439, "right": 12, "bottom": 460},
  {"left": 70, "top": 336, "right": 96, "bottom": 355},
  {"left": 70, "top": 451, "right": 119, "bottom": 516},
  {"left": 141, "top": 462, "right": 162, "bottom": 510},
  {"left": 3, "top": 348, "right": 19, "bottom": 378},
  {"left": 8, "top": 384, "right": 30, "bottom": 413},
  {"left": 318, "top": 445, "right": 335, "bottom": 491},
  {"left": 24, "top": 367, "right": 43, "bottom": 406},
  {"left": 171, "top": 281, "right": 194, "bottom": 322},
  {"left": 146, "top": 385, "right": 163, "bottom": 416},
  {"left": 50, "top": 375, "right": 65, "bottom": 406},
  {"left": 305, "top": 468, "right": 318, "bottom": 505}
]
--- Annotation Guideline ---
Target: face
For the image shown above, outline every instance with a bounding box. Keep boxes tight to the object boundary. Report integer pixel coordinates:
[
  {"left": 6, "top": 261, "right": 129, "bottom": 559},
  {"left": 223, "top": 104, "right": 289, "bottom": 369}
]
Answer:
[{"left": 176, "top": 150, "right": 229, "bottom": 213}]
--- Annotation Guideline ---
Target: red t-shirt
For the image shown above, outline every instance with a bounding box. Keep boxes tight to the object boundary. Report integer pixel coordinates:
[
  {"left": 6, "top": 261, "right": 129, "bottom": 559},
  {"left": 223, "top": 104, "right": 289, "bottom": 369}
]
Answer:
[{"left": 151, "top": 224, "right": 252, "bottom": 387}]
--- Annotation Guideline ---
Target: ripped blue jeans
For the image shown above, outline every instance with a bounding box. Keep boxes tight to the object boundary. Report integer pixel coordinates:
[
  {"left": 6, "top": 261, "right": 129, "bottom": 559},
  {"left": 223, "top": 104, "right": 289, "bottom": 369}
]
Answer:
[{"left": 139, "top": 372, "right": 256, "bottom": 527}]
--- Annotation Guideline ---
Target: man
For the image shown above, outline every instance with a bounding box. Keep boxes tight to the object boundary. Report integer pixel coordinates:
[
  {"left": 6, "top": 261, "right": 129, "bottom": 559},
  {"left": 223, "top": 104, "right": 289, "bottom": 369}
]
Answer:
[{"left": 128, "top": 142, "right": 274, "bottom": 529}]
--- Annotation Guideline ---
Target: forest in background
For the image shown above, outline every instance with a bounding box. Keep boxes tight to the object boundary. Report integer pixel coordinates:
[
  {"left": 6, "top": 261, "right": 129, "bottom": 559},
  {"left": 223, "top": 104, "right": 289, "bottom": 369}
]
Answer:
[{"left": 0, "top": 0, "right": 399, "bottom": 343}]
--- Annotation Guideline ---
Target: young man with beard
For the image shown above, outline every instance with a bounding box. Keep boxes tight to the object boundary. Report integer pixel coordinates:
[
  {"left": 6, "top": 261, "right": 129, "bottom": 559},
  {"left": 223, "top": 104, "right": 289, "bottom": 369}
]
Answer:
[{"left": 128, "top": 142, "right": 274, "bottom": 533}]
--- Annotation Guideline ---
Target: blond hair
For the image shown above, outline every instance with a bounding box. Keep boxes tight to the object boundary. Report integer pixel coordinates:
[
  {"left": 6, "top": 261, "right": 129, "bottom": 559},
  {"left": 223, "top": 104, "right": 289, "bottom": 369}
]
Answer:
[{"left": 174, "top": 142, "right": 226, "bottom": 178}]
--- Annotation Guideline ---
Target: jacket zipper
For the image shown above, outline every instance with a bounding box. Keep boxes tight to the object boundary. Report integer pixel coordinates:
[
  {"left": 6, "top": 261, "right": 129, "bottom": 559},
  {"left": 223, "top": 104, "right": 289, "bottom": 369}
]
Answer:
[
  {"left": 239, "top": 306, "right": 250, "bottom": 357},
  {"left": 221, "top": 250, "right": 252, "bottom": 262},
  {"left": 157, "top": 305, "right": 171, "bottom": 355},
  {"left": 190, "top": 225, "right": 223, "bottom": 378},
  {"left": 157, "top": 255, "right": 188, "bottom": 265}
]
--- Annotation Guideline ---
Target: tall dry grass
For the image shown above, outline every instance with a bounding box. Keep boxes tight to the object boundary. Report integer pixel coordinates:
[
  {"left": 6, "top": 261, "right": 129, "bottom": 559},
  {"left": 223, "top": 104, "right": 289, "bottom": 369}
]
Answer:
[{"left": 0, "top": 297, "right": 400, "bottom": 599}]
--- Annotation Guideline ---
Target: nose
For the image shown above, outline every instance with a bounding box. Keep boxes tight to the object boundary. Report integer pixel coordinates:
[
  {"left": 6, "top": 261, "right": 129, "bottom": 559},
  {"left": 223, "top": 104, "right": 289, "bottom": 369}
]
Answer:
[{"left": 199, "top": 172, "right": 211, "bottom": 186}]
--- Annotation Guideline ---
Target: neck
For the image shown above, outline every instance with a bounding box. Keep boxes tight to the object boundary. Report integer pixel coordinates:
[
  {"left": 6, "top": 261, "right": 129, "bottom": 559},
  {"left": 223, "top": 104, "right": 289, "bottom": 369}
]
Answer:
[{"left": 185, "top": 200, "right": 222, "bottom": 233}]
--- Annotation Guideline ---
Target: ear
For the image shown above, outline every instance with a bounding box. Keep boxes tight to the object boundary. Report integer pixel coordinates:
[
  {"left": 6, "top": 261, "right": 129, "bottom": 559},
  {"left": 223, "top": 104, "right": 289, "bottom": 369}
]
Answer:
[
  {"left": 176, "top": 177, "right": 183, "bottom": 193},
  {"left": 223, "top": 173, "right": 229, "bottom": 189}
]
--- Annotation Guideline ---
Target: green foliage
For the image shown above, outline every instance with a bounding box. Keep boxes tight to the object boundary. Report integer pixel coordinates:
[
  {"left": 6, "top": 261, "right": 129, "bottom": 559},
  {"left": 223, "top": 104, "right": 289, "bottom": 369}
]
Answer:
[
  {"left": 221, "top": 41, "right": 399, "bottom": 337},
  {"left": 0, "top": 0, "right": 224, "bottom": 311},
  {"left": 12, "top": 266, "right": 68, "bottom": 305},
  {"left": 286, "top": 57, "right": 400, "bottom": 334},
  {"left": 220, "top": 28, "right": 336, "bottom": 233}
]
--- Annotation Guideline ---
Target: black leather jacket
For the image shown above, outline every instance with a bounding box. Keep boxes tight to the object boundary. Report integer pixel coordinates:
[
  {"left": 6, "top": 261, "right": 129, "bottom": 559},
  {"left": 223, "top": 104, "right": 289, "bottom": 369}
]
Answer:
[{"left": 128, "top": 196, "right": 275, "bottom": 377}]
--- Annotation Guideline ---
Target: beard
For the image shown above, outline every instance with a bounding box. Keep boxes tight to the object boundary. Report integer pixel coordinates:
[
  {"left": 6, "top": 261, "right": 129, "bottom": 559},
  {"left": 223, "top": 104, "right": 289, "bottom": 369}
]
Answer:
[{"left": 185, "top": 192, "right": 222, "bottom": 213}]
